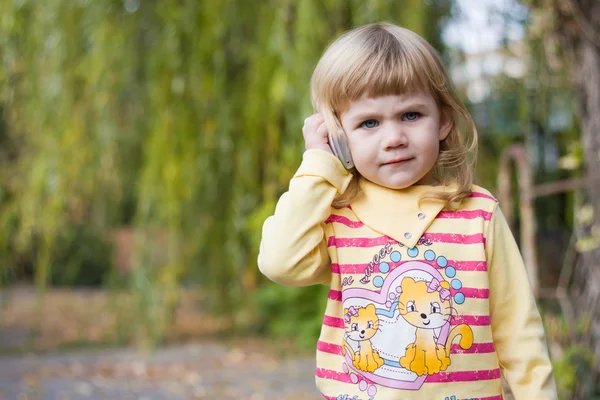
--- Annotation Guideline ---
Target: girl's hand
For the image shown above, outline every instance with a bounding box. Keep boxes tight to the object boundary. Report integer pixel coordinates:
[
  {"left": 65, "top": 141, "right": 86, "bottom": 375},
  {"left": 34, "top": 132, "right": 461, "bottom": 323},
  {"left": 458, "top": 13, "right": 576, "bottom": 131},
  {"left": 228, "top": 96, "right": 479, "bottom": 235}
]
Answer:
[{"left": 303, "top": 113, "right": 333, "bottom": 154}]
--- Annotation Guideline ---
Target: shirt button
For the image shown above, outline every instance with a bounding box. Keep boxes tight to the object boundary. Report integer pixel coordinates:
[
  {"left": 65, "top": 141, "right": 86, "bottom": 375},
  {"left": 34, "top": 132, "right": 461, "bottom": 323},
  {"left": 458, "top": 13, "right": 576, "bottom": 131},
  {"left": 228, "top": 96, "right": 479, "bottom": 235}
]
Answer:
[
  {"left": 404, "top": 232, "right": 412, "bottom": 239},
  {"left": 417, "top": 213, "right": 426, "bottom": 220}
]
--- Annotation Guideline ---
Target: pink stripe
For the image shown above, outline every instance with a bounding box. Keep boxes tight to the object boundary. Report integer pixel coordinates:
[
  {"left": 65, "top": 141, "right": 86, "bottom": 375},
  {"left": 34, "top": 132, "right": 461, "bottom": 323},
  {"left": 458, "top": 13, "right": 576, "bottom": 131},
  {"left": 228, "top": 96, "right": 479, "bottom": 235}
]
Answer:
[
  {"left": 328, "top": 289, "right": 342, "bottom": 301},
  {"left": 451, "top": 341, "right": 496, "bottom": 354},
  {"left": 332, "top": 260, "right": 487, "bottom": 274},
  {"left": 315, "top": 368, "right": 352, "bottom": 383},
  {"left": 325, "top": 214, "right": 364, "bottom": 228},
  {"left": 328, "top": 233, "right": 484, "bottom": 248},
  {"left": 328, "top": 287, "right": 488, "bottom": 301},
  {"left": 470, "top": 191, "right": 498, "bottom": 202},
  {"left": 317, "top": 340, "right": 494, "bottom": 356},
  {"left": 323, "top": 315, "right": 345, "bottom": 328},
  {"left": 332, "top": 263, "right": 364, "bottom": 274},
  {"left": 437, "top": 209, "right": 492, "bottom": 221},
  {"left": 426, "top": 368, "right": 501, "bottom": 382},
  {"left": 452, "top": 315, "right": 491, "bottom": 326},
  {"left": 451, "top": 260, "right": 488, "bottom": 271},
  {"left": 426, "top": 232, "right": 485, "bottom": 244},
  {"left": 328, "top": 236, "right": 385, "bottom": 247},
  {"left": 317, "top": 340, "right": 343, "bottom": 355},
  {"left": 322, "top": 314, "right": 489, "bottom": 328},
  {"left": 454, "top": 287, "right": 490, "bottom": 299}
]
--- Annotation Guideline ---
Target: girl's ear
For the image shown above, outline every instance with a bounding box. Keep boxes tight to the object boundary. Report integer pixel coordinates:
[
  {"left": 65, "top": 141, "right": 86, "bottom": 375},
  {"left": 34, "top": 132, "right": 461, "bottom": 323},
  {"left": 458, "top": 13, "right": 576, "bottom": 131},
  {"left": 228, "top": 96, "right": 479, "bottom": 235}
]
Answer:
[{"left": 438, "top": 107, "right": 453, "bottom": 141}]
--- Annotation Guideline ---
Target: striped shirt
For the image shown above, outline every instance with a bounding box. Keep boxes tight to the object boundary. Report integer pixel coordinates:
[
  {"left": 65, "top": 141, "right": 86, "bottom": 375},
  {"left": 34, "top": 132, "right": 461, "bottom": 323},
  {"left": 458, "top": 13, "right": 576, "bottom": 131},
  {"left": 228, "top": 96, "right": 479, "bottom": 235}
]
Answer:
[{"left": 258, "top": 150, "right": 557, "bottom": 400}]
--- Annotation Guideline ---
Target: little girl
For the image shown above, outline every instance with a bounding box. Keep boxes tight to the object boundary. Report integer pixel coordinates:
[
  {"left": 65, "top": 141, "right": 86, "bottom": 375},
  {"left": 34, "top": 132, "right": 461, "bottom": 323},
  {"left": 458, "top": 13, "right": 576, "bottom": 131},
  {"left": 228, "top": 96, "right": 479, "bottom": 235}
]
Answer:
[{"left": 258, "top": 22, "right": 557, "bottom": 400}]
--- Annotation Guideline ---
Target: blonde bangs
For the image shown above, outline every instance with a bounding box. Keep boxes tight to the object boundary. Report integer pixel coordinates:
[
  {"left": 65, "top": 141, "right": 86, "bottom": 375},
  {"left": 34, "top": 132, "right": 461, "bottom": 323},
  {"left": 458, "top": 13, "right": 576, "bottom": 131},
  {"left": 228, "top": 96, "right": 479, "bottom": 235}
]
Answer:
[{"left": 312, "top": 25, "right": 436, "bottom": 114}]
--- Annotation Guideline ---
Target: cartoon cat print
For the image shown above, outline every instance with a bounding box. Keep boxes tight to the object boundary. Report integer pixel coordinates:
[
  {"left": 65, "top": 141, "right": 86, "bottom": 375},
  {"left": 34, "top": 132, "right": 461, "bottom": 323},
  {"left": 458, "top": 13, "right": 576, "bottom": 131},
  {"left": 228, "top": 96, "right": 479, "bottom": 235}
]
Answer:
[
  {"left": 342, "top": 303, "right": 385, "bottom": 373},
  {"left": 398, "top": 277, "right": 474, "bottom": 376}
]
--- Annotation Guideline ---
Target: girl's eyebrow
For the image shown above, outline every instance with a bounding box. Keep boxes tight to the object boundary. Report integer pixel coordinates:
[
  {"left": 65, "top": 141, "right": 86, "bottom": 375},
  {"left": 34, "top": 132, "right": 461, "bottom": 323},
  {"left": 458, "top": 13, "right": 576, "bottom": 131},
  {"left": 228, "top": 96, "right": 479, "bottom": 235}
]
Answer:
[
  {"left": 348, "top": 111, "right": 382, "bottom": 123},
  {"left": 347, "top": 103, "right": 428, "bottom": 123}
]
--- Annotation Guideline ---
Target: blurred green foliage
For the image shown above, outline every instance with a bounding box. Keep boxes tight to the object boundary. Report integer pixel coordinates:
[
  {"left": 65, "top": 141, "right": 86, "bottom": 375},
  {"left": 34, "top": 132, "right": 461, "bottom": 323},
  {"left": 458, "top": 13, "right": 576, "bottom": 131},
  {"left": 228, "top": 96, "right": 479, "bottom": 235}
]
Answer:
[
  {"left": 253, "top": 283, "right": 330, "bottom": 350},
  {"left": 0, "top": 0, "right": 452, "bottom": 344},
  {"left": 544, "top": 310, "right": 600, "bottom": 399},
  {"left": 47, "top": 224, "right": 113, "bottom": 287}
]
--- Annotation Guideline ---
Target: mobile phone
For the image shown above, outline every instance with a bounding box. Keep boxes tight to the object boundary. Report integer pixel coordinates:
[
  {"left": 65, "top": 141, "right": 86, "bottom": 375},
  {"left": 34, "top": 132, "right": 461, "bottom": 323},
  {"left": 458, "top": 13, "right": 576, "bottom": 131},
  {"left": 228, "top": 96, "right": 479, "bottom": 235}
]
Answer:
[{"left": 328, "top": 128, "right": 354, "bottom": 169}]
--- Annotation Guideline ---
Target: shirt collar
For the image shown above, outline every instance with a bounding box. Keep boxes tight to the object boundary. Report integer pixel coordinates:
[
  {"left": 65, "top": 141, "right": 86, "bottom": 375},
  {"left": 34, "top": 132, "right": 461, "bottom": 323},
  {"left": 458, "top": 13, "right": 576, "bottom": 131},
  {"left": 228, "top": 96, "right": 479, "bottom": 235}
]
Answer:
[{"left": 349, "top": 177, "right": 452, "bottom": 248}]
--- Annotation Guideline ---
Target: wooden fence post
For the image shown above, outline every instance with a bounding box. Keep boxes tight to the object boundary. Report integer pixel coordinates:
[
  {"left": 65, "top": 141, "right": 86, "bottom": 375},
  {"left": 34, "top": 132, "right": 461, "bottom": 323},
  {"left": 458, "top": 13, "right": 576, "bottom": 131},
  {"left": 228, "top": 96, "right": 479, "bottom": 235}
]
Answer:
[
  {"left": 498, "top": 144, "right": 539, "bottom": 296},
  {"left": 498, "top": 143, "right": 600, "bottom": 300}
]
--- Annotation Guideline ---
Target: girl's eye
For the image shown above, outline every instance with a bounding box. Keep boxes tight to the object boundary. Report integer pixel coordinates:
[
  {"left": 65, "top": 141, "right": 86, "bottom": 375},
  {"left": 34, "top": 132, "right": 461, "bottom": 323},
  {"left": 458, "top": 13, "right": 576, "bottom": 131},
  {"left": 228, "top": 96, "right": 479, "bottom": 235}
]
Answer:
[
  {"left": 361, "top": 119, "right": 378, "bottom": 129},
  {"left": 407, "top": 301, "right": 416, "bottom": 313},
  {"left": 402, "top": 112, "right": 420, "bottom": 121}
]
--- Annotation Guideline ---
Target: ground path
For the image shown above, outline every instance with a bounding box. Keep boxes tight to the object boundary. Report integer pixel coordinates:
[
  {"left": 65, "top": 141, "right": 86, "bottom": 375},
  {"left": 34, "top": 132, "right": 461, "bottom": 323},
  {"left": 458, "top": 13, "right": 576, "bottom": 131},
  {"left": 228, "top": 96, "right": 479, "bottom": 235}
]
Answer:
[
  {"left": 0, "top": 340, "right": 319, "bottom": 399},
  {"left": 0, "top": 287, "right": 319, "bottom": 399}
]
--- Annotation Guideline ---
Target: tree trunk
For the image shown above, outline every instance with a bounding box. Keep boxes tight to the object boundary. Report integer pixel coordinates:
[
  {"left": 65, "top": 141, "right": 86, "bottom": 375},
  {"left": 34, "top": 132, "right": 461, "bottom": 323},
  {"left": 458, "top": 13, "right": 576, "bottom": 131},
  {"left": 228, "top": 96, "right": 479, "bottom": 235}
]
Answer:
[
  {"left": 574, "top": 32, "right": 600, "bottom": 400},
  {"left": 552, "top": 0, "right": 600, "bottom": 396}
]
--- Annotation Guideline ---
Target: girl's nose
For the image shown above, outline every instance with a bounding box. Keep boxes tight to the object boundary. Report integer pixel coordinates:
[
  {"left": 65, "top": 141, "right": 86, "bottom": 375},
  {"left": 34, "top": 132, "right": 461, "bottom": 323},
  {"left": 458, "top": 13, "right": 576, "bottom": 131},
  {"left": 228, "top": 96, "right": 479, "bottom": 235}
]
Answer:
[{"left": 382, "top": 124, "right": 408, "bottom": 149}]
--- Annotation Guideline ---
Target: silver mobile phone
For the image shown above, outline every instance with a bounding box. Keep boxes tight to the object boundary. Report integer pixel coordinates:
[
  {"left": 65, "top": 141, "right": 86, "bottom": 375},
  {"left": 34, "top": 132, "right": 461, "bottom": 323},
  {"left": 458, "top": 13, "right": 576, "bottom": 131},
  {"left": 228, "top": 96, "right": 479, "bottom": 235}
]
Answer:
[{"left": 328, "top": 128, "right": 354, "bottom": 169}]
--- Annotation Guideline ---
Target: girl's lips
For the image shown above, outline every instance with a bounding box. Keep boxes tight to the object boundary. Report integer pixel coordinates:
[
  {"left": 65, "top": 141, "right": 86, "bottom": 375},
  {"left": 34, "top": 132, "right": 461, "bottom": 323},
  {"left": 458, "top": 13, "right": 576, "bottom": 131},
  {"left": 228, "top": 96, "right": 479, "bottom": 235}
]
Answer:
[{"left": 384, "top": 157, "right": 413, "bottom": 165}]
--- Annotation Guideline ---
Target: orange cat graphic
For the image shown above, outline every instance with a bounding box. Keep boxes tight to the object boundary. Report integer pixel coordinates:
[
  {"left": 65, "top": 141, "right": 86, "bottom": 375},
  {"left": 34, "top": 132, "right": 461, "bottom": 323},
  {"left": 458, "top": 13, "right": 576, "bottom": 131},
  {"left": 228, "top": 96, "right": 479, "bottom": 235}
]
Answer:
[
  {"left": 397, "top": 277, "right": 473, "bottom": 376},
  {"left": 342, "top": 303, "right": 385, "bottom": 373}
]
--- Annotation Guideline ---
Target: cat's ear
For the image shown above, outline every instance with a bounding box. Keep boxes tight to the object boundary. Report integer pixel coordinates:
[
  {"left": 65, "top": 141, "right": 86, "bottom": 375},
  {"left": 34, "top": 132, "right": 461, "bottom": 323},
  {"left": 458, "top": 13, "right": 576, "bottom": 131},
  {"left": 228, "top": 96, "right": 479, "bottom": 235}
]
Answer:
[
  {"left": 440, "top": 281, "right": 450, "bottom": 289},
  {"left": 366, "top": 303, "right": 376, "bottom": 312},
  {"left": 344, "top": 308, "right": 349, "bottom": 314},
  {"left": 401, "top": 277, "right": 416, "bottom": 290}
]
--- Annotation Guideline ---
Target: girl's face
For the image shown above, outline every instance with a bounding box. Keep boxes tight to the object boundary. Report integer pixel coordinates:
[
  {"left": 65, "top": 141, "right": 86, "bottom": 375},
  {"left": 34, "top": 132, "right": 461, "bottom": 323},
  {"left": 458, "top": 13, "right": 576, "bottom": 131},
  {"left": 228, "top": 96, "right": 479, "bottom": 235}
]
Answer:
[{"left": 339, "top": 92, "right": 452, "bottom": 189}]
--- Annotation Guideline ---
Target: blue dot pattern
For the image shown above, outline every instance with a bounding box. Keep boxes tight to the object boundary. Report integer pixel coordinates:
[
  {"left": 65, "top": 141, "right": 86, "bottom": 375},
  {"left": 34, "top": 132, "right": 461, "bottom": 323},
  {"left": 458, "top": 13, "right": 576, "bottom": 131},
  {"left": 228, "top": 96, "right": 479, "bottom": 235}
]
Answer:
[
  {"left": 390, "top": 251, "right": 401, "bottom": 263},
  {"left": 451, "top": 279, "right": 462, "bottom": 290},
  {"left": 454, "top": 292, "right": 465, "bottom": 304},
  {"left": 436, "top": 256, "right": 448, "bottom": 267},
  {"left": 373, "top": 276, "right": 384, "bottom": 288},
  {"left": 379, "top": 262, "right": 390, "bottom": 274},
  {"left": 445, "top": 266, "right": 456, "bottom": 278},
  {"left": 424, "top": 250, "right": 436, "bottom": 261},
  {"left": 407, "top": 247, "right": 419, "bottom": 258}
]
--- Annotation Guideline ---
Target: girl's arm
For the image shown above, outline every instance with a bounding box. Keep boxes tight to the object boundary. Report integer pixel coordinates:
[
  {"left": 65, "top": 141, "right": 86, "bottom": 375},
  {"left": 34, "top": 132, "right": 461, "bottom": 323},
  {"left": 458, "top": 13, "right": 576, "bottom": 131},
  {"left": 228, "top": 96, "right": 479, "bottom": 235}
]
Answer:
[
  {"left": 485, "top": 205, "right": 558, "bottom": 399},
  {"left": 258, "top": 149, "right": 353, "bottom": 286}
]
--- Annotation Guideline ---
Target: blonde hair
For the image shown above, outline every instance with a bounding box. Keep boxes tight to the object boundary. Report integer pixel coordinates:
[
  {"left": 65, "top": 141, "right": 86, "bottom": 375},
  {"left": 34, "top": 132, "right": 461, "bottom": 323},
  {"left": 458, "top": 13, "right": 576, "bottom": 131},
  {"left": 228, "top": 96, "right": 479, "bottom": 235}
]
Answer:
[{"left": 310, "top": 22, "right": 478, "bottom": 208}]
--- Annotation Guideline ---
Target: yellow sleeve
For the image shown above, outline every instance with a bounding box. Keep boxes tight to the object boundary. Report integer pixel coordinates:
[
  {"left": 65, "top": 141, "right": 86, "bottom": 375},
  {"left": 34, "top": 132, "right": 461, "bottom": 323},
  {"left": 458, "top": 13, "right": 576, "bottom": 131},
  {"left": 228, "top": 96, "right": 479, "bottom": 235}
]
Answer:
[
  {"left": 485, "top": 205, "right": 558, "bottom": 399},
  {"left": 258, "top": 149, "right": 353, "bottom": 286}
]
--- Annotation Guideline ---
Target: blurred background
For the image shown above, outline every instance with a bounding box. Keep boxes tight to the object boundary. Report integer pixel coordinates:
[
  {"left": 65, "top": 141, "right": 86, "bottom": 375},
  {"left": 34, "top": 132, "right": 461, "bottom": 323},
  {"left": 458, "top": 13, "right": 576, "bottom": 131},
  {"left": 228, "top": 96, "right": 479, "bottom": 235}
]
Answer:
[{"left": 0, "top": 0, "right": 599, "bottom": 399}]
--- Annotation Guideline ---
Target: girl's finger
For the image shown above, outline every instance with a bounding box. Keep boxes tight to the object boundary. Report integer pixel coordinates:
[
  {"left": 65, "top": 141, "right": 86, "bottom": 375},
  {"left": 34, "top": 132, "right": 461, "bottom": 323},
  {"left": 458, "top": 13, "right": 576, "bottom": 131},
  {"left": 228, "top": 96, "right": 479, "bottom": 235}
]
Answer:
[
  {"left": 304, "top": 113, "right": 324, "bottom": 130},
  {"left": 315, "top": 121, "right": 329, "bottom": 141}
]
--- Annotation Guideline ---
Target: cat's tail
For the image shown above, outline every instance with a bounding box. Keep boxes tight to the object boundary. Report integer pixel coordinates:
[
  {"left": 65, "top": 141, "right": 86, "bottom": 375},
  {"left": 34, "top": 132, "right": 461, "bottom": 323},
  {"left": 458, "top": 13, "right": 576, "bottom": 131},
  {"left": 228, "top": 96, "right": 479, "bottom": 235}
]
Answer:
[
  {"left": 445, "top": 324, "right": 474, "bottom": 358},
  {"left": 342, "top": 338, "right": 356, "bottom": 360}
]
